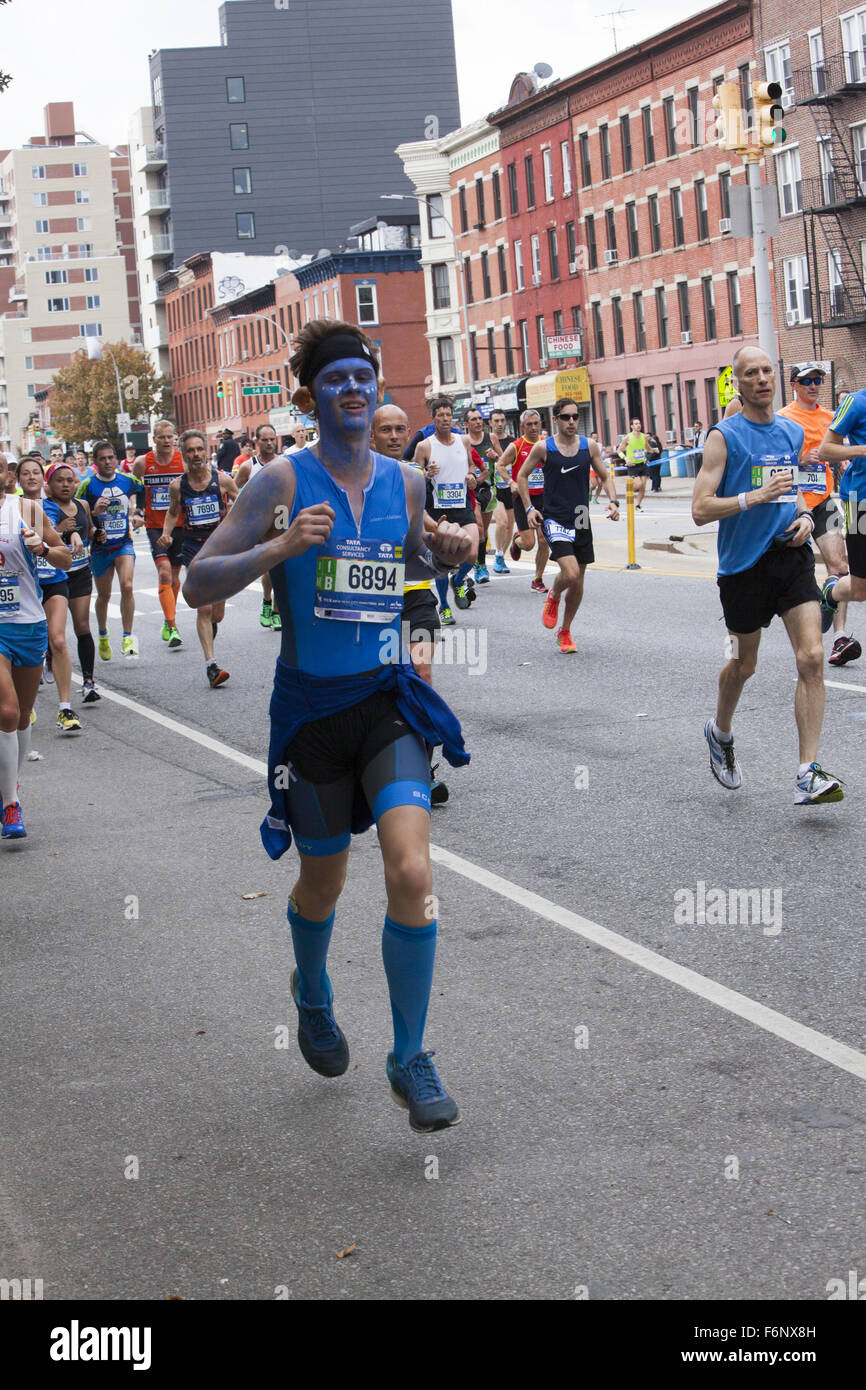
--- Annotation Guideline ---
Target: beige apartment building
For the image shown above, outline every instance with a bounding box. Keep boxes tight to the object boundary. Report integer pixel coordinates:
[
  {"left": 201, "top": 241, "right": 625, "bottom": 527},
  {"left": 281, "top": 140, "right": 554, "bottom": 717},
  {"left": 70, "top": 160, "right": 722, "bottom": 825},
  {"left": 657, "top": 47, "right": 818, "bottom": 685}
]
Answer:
[{"left": 0, "top": 103, "right": 136, "bottom": 454}]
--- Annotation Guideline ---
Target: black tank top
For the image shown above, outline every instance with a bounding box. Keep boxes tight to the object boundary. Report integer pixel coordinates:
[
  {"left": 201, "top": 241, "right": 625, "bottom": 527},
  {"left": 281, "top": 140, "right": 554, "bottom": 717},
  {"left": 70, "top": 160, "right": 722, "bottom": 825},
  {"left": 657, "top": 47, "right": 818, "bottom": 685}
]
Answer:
[
  {"left": 542, "top": 435, "right": 592, "bottom": 524},
  {"left": 180, "top": 467, "right": 224, "bottom": 533}
]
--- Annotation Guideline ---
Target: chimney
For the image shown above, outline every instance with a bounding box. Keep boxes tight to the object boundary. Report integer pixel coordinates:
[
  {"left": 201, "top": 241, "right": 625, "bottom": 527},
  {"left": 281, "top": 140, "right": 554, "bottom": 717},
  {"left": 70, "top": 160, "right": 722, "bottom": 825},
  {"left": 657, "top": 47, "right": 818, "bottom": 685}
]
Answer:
[{"left": 44, "top": 102, "right": 76, "bottom": 146}]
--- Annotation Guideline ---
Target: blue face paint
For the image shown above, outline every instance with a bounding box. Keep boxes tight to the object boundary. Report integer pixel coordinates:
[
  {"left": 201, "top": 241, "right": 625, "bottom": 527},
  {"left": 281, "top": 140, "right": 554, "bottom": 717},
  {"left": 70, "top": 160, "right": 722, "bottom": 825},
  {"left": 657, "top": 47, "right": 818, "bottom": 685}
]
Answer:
[{"left": 313, "top": 357, "right": 378, "bottom": 462}]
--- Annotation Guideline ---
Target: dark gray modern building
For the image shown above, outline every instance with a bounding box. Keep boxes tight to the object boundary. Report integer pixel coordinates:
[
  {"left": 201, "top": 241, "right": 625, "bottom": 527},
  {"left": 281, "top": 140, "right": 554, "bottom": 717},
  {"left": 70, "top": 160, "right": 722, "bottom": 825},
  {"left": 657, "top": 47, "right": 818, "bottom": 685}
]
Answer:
[{"left": 145, "top": 0, "right": 461, "bottom": 266}]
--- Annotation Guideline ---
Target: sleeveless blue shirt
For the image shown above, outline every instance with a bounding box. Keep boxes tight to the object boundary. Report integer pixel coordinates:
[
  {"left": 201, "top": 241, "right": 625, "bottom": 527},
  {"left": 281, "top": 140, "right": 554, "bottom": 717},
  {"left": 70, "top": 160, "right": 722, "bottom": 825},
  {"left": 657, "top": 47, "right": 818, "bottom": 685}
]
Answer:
[{"left": 710, "top": 413, "right": 805, "bottom": 576}]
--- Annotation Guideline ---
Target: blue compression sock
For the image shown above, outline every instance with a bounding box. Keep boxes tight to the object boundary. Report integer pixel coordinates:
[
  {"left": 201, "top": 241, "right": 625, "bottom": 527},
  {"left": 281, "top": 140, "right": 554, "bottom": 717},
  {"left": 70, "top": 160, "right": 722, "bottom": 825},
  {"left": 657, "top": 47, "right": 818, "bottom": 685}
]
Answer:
[
  {"left": 287, "top": 897, "right": 335, "bottom": 1006},
  {"left": 381, "top": 914, "right": 437, "bottom": 1065},
  {"left": 454, "top": 561, "right": 473, "bottom": 585},
  {"left": 435, "top": 575, "right": 449, "bottom": 608}
]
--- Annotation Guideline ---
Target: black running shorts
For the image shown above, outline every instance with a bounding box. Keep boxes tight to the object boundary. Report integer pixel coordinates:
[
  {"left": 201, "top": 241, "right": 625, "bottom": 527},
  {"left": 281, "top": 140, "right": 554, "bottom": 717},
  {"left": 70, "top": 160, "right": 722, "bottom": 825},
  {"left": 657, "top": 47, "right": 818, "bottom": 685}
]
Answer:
[
  {"left": 514, "top": 492, "right": 544, "bottom": 533},
  {"left": 717, "top": 543, "right": 821, "bottom": 633},
  {"left": 66, "top": 566, "right": 93, "bottom": 600},
  {"left": 844, "top": 498, "right": 866, "bottom": 579},
  {"left": 627, "top": 463, "right": 648, "bottom": 478},
  {"left": 542, "top": 518, "right": 595, "bottom": 566},
  {"left": 40, "top": 580, "right": 69, "bottom": 604},
  {"left": 496, "top": 485, "right": 515, "bottom": 512},
  {"left": 810, "top": 496, "right": 844, "bottom": 542},
  {"left": 147, "top": 527, "right": 184, "bottom": 567},
  {"left": 402, "top": 587, "right": 441, "bottom": 644}
]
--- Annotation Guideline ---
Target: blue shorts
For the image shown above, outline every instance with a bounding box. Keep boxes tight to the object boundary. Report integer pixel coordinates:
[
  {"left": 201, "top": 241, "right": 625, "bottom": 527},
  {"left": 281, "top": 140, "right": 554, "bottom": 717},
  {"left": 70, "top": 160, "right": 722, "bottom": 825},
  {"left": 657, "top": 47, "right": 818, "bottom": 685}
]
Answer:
[
  {"left": 0, "top": 620, "right": 49, "bottom": 668},
  {"left": 91, "top": 541, "right": 135, "bottom": 579}
]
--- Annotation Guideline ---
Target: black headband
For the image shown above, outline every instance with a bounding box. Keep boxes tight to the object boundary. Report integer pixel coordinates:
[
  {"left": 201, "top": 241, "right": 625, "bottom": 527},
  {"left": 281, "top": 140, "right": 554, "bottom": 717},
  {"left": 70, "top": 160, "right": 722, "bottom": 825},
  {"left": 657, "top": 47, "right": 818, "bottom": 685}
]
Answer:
[{"left": 302, "top": 333, "right": 377, "bottom": 387}]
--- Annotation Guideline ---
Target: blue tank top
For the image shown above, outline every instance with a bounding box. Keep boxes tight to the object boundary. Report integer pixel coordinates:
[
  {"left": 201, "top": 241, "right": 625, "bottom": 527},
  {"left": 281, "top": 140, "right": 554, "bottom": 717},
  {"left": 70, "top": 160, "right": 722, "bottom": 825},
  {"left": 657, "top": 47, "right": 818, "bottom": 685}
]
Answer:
[
  {"left": 36, "top": 498, "right": 66, "bottom": 585},
  {"left": 270, "top": 448, "right": 410, "bottom": 676},
  {"left": 711, "top": 414, "right": 804, "bottom": 576},
  {"left": 542, "top": 435, "right": 592, "bottom": 524}
]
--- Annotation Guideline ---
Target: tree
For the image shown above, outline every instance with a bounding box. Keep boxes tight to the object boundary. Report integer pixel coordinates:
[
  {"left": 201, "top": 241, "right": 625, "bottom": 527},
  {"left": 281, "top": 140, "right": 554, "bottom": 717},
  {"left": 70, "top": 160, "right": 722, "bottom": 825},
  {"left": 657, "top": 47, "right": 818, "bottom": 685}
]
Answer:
[{"left": 49, "top": 342, "right": 171, "bottom": 445}]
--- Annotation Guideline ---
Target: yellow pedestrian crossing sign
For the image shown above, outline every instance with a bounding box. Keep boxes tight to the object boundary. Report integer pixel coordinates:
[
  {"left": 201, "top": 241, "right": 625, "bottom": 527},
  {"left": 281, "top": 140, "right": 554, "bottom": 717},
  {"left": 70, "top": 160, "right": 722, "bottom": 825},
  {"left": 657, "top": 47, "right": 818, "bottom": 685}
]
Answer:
[{"left": 717, "top": 366, "right": 737, "bottom": 408}]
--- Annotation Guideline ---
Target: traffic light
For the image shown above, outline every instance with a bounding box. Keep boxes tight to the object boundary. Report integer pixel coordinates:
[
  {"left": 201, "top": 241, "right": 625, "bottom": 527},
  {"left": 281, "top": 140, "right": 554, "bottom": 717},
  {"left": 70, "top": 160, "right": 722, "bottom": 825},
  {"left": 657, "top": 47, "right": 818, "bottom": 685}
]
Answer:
[
  {"left": 216, "top": 378, "right": 225, "bottom": 399},
  {"left": 712, "top": 81, "right": 746, "bottom": 153},
  {"left": 753, "top": 81, "right": 787, "bottom": 146}
]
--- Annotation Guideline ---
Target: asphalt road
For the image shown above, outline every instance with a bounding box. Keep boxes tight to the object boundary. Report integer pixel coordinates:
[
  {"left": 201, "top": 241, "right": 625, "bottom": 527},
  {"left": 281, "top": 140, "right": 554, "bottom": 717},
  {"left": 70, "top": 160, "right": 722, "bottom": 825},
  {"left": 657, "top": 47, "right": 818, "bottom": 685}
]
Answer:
[{"left": 3, "top": 508, "right": 865, "bottom": 1302}]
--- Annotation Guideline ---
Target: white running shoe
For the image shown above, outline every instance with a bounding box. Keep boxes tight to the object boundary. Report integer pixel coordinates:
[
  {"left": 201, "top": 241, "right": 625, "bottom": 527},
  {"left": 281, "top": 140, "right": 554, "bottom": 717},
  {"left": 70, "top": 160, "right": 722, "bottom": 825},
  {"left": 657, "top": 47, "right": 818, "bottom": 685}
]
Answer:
[
  {"left": 704, "top": 719, "right": 742, "bottom": 790},
  {"left": 794, "top": 763, "right": 844, "bottom": 805}
]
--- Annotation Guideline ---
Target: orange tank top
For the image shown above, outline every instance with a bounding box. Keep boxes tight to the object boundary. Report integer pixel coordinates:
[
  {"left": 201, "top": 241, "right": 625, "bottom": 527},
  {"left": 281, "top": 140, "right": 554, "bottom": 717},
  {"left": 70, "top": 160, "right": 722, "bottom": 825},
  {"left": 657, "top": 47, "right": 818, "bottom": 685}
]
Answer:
[{"left": 143, "top": 448, "right": 184, "bottom": 529}]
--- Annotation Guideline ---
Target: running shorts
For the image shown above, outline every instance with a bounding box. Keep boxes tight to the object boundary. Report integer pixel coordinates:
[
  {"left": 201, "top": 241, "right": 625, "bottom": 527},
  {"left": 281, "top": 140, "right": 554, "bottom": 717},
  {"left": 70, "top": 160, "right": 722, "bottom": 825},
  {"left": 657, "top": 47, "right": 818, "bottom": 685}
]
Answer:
[
  {"left": 401, "top": 587, "right": 441, "bottom": 645},
  {"left": 717, "top": 543, "right": 820, "bottom": 633},
  {"left": 0, "top": 620, "right": 48, "bottom": 668},
  {"left": 91, "top": 541, "right": 135, "bottom": 579},
  {"left": 496, "top": 485, "right": 515, "bottom": 512},
  {"left": 147, "top": 526, "right": 184, "bottom": 568},
  {"left": 514, "top": 492, "right": 544, "bottom": 533},
  {"left": 67, "top": 566, "right": 93, "bottom": 601},
  {"left": 281, "top": 689, "right": 431, "bottom": 856},
  {"left": 844, "top": 497, "right": 866, "bottom": 579},
  {"left": 40, "top": 579, "right": 69, "bottom": 604},
  {"left": 542, "top": 518, "right": 595, "bottom": 566},
  {"left": 627, "top": 463, "right": 648, "bottom": 478},
  {"left": 428, "top": 504, "right": 476, "bottom": 529}
]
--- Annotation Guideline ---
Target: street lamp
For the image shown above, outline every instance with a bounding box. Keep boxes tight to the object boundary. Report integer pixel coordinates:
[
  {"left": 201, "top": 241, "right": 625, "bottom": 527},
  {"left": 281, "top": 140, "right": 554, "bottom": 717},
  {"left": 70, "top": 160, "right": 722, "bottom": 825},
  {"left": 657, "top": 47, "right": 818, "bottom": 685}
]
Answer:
[
  {"left": 380, "top": 193, "right": 477, "bottom": 403},
  {"left": 86, "top": 337, "right": 130, "bottom": 449}
]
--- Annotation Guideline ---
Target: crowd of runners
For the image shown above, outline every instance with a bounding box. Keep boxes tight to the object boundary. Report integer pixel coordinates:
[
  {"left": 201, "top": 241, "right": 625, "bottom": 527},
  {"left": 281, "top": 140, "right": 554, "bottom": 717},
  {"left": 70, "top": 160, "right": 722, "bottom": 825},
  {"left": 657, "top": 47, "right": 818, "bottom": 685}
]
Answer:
[{"left": 2, "top": 322, "right": 862, "bottom": 1130}]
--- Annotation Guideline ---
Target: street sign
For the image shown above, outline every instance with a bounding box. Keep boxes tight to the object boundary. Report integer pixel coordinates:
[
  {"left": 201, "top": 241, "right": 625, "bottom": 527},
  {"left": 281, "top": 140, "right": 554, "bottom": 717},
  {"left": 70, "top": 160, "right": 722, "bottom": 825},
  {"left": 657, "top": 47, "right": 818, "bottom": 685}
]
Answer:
[
  {"left": 546, "top": 334, "right": 583, "bottom": 359},
  {"left": 116, "top": 412, "right": 132, "bottom": 433},
  {"left": 242, "top": 384, "right": 281, "bottom": 396}
]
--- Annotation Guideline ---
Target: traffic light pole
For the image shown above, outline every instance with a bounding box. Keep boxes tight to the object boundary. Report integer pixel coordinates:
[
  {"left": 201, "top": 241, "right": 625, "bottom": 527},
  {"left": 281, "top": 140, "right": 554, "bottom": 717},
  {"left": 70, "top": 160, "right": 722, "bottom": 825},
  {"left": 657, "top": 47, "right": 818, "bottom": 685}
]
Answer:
[{"left": 746, "top": 152, "right": 780, "bottom": 405}]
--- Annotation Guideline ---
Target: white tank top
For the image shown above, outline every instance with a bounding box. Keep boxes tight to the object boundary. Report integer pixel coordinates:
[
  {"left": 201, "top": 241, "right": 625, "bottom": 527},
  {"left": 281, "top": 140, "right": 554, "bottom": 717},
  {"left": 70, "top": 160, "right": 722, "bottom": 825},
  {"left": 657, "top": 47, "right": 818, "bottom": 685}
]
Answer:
[
  {"left": 429, "top": 433, "right": 468, "bottom": 509},
  {"left": 0, "top": 493, "right": 45, "bottom": 625}
]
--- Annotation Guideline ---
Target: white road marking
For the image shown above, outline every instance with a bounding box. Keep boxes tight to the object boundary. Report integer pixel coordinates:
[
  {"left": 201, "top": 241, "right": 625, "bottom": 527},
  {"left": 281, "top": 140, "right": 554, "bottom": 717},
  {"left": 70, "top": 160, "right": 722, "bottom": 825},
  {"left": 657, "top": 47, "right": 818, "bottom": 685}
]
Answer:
[
  {"left": 825, "top": 678, "right": 866, "bottom": 695},
  {"left": 68, "top": 677, "right": 866, "bottom": 1084}
]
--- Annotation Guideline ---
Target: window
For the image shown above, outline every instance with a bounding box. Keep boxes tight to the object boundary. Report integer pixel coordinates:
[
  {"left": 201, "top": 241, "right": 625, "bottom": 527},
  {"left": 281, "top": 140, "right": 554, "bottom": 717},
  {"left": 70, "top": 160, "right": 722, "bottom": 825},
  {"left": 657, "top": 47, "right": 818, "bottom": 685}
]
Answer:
[
  {"left": 84, "top": 267, "right": 98, "bottom": 282},
  {"left": 626, "top": 201, "right": 639, "bottom": 258},
  {"left": 469, "top": 331, "right": 479, "bottom": 381},
  {"left": 809, "top": 29, "right": 827, "bottom": 95},
  {"left": 233, "top": 167, "right": 252, "bottom": 195},
  {"left": 644, "top": 384, "right": 658, "bottom": 435},
  {"left": 663, "top": 96, "right": 677, "bottom": 156},
  {"left": 524, "top": 155, "right": 536, "bottom": 207},
  {"left": 152, "top": 71, "right": 163, "bottom": 112},
  {"left": 427, "top": 194, "right": 447, "bottom": 239},
  {"left": 226, "top": 76, "right": 246, "bottom": 102},
  {"left": 437, "top": 337, "right": 457, "bottom": 384},
  {"left": 481, "top": 250, "right": 491, "bottom": 299},
  {"left": 514, "top": 239, "right": 525, "bottom": 290},
  {"left": 677, "top": 280, "right": 691, "bottom": 335},
  {"left": 719, "top": 170, "right": 731, "bottom": 220},
  {"left": 599, "top": 124, "right": 611, "bottom": 180},
  {"left": 542, "top": 148, "right": 554, "bottom": 201},
  {"left": 853, "top": 125, "right": 866, "bottom": 195},
  {"left": 537, "top": 315, "right": 547, "bottom": 364},
  {"left": 828, "top": 249, "right": 845, "bottom": 316},
  {"left": 764, "top": 41, "right": 793, "bottom": 104},
  {"left": 695, "top": 179, "right": 709, "bottom": 240},
  {"left": 44, "top": 269, "right": 67, "bottom": 284},
  {"left": 236, "top": 211, "right": 255, "bottom": 238},
  {"left": 776, "top": 147, "right": 802, "bottom": 215},
  {"left": 605, "top": 207, "right": 617, "bottom": 255},
  {"left": 579, "top": 132, "right": 592, "bottom": 186},
  {"left": 24, "top": 355, "right": 33, "bottom": 371},
  {"left": 79, "top": 243, "right": 93, "bottom": 258},
  {"left": 47, "top": 297, "right": 70, "bottom": 312},
  {"left": 547, "top": 227, "right": 560, "bottom": 280},
  {"left": 566, "top": 220, "right": 577, "bottom": 268},
  {"left": 431, "top": 262, "right": 450, "bottom": 309},
  {"left": 75, "top": 189, "right": 90, "bottom": 204},
  {"left": 73, "top": 162, "right": 88, "bottom": 177},
  {"left": 727, "top": 270, "right": 743, "bottom": 334},
  {"left": 685, "top": 380, "right": 699, "bottom": 431},
  {"left": 663, "top": 383, "right": 676, "bottom": 435},
  {"left": 633, "top": 291, "right": 646, "bottom": 351},
  {"left": 463, "top": 256, "right": 474, "bottom": 304},
  {"left": 35, "top": 219, "right": 49, "bottom": 233},
  {"left": 701, "top": 275, "right": 716, "bottom": 339},
  {"left": 497, "top": 245, "right": 508, "bottom": 294},
  {"left": 670, "top": 187, "right": 685, "bottom": 245},
  {"left": 229, "top": 123, "right": 249, "bottom": 149},
  {"left": 842, "top": 9, "right": 866, "bottom": 82},
  {"left": 519, "top": 318, "right": 530, "bottom": 371},
  {"left": 35, "top": 247, "right": 52, "bottom": 261},
  {"left": 585, "top": 214, "right": 598, "bottom": 269},
  {"left": 459, "top": 185, "right": 468, "bottom": 232},
  {"left": 620, "top": 114, "right": 632, "bottom": 172},
  {"left": 530, "top": 233, "right": 541, "bottom": 280},
  {"left": 356, "top": 283, "right": 378, "bottom": 323},
  {"left": 86, "top": 294, "right": 101, "bottom": 310},
  {"left": 687, "top": 86, "right": 700, "bottom": 146},
  {"left": 599, "top": 392, "right": 611, "bottom": 443},
  {"left": 32, "top": 165, "right": 46, "bottom": 180},
  {"left": 648, "top": 194, "right": 661, "bottom": 251},
  {"left": 819, "top": 136, "right": 837, "bottom": 202},
  {"left": 508, "top": 162, "right": 519, "bottom": 213},
  {"left": 615, "top": 390, "right": 627, "bottom": 437},
  {"left": 553, "top": 309, "right": 564, "bottom": 335},
  {"left": 612, "top": 296, "right": 624, "bottom": 354},
  {"left": 32, "top": 192, "right": 47, "bottom": 207},
  {"left": 561, "top": 140, "right": 573, "bottom": 196},
  {"left": 504, "top": 322, "right": 514, "bottom": 374},
  {"left": 642, "top": 105, "right": 655, "bottom": 164},
  {"left": 492, "top": 169, "right": 502, "bottom": 220},
  {"left": 705, "top": 377, "right": 719, "bottom": 426},
  {"left": 655, "top": 286, "right": 669, "bottom": 347},
  {"left": 487, "top": 327, "right": 497, "bottom": 376},
  {"left": 592, "top": 301, "right": 605, "bottom": 358}
]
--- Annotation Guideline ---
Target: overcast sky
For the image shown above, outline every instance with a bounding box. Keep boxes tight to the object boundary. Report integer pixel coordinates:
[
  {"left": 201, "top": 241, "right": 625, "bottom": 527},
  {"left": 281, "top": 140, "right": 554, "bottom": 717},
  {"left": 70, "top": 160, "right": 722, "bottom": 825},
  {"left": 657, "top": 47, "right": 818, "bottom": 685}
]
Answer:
[{"left": 1, "top": 0, "right": 713, "bottom": 150}]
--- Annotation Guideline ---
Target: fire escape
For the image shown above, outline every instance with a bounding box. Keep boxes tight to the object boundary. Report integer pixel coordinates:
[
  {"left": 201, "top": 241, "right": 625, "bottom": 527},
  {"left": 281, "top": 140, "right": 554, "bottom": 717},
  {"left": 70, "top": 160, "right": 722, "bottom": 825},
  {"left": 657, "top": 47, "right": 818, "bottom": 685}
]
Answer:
[{"left": 792, "top": 50, "right": 866, "bottom": 354}]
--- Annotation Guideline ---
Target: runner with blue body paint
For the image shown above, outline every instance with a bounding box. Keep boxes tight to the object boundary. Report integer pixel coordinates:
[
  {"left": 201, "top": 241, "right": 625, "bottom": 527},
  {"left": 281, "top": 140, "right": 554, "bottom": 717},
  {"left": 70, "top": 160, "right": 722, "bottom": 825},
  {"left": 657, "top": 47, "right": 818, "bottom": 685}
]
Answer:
[{"left": 184, "top": 319, "right": 475, "bottom": 1133}]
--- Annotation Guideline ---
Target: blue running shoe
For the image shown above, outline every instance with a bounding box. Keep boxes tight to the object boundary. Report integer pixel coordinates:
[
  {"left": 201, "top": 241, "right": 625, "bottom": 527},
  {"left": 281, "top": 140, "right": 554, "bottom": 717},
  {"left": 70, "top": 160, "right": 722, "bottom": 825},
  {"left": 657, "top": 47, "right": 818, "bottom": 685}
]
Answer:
[
  {"left": 473, "top": 564, "right": 490, "bottom": 584},
  {"left": 492, "top": 555, "right": 510, "bottom": 574},
  {"left": 290, "top": 968, "right": 349, "bottom": 1077},
  {"left": 820, "top": 576, "right": 839, "bottom": 635},
  {"left": 1, "top": 801, "right": 26, "bottom": 839},
  {"left": 704, "top": 719, "right": 742, "bottom": 790},
  {"left": 387, "top": 1050, "right": 461, "bottom": 1132}
]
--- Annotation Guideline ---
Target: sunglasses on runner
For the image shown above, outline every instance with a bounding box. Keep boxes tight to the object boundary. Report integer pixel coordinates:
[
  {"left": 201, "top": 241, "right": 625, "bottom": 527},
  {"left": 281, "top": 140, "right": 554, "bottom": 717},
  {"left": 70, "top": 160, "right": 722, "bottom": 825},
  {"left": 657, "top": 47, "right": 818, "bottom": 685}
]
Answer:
[
  {"left": 798, "top": 377, "right": 823, "bottom": 386},
  {"left": 558, "top": 412, "right": 579, "bottom": 420}
]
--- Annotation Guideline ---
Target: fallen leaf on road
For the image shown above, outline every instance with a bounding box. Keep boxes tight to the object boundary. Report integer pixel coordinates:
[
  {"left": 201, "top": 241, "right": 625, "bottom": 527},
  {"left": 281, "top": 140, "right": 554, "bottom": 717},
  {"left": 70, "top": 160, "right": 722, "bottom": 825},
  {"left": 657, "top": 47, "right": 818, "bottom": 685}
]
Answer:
[
  {"left": 242, "top": 891, "right": 267, "bottom": 900},
  {"left": 196, "top": 1030, "right": 206, "bottom": 1035},
  {"left": 336, "top": 1244, "right": 357, "bottom": 1259}
]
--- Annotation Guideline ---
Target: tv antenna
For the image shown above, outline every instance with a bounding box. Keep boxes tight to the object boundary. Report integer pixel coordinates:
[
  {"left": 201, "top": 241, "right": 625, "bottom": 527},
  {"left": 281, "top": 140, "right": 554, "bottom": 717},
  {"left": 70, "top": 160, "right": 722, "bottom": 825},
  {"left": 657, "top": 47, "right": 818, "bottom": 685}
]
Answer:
[{"left": 596, "top": 5, "right": 635, "bottom": 53}]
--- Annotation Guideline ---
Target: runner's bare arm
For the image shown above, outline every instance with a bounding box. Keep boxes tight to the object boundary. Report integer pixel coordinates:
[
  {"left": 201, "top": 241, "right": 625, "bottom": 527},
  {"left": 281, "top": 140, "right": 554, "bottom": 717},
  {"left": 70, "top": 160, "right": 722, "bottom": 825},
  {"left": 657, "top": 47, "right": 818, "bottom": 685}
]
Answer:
[
  {"left": 818, "top": 427, "right": 865, "bottom": 463},
  {"left": 22, "top": 501, "right": 72, "bottom": 569},
  {"left": 590, "top": 441, "right": 620, "bottom": 516},
  {"left": 219, "top": 473, "right": 239, "bottom": 511},
  {"left": 401, "top": 465, "right": 476, "bottom": 577},
  {"left": 158, "top": 477, "right": 183, "bottom": 547}
]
